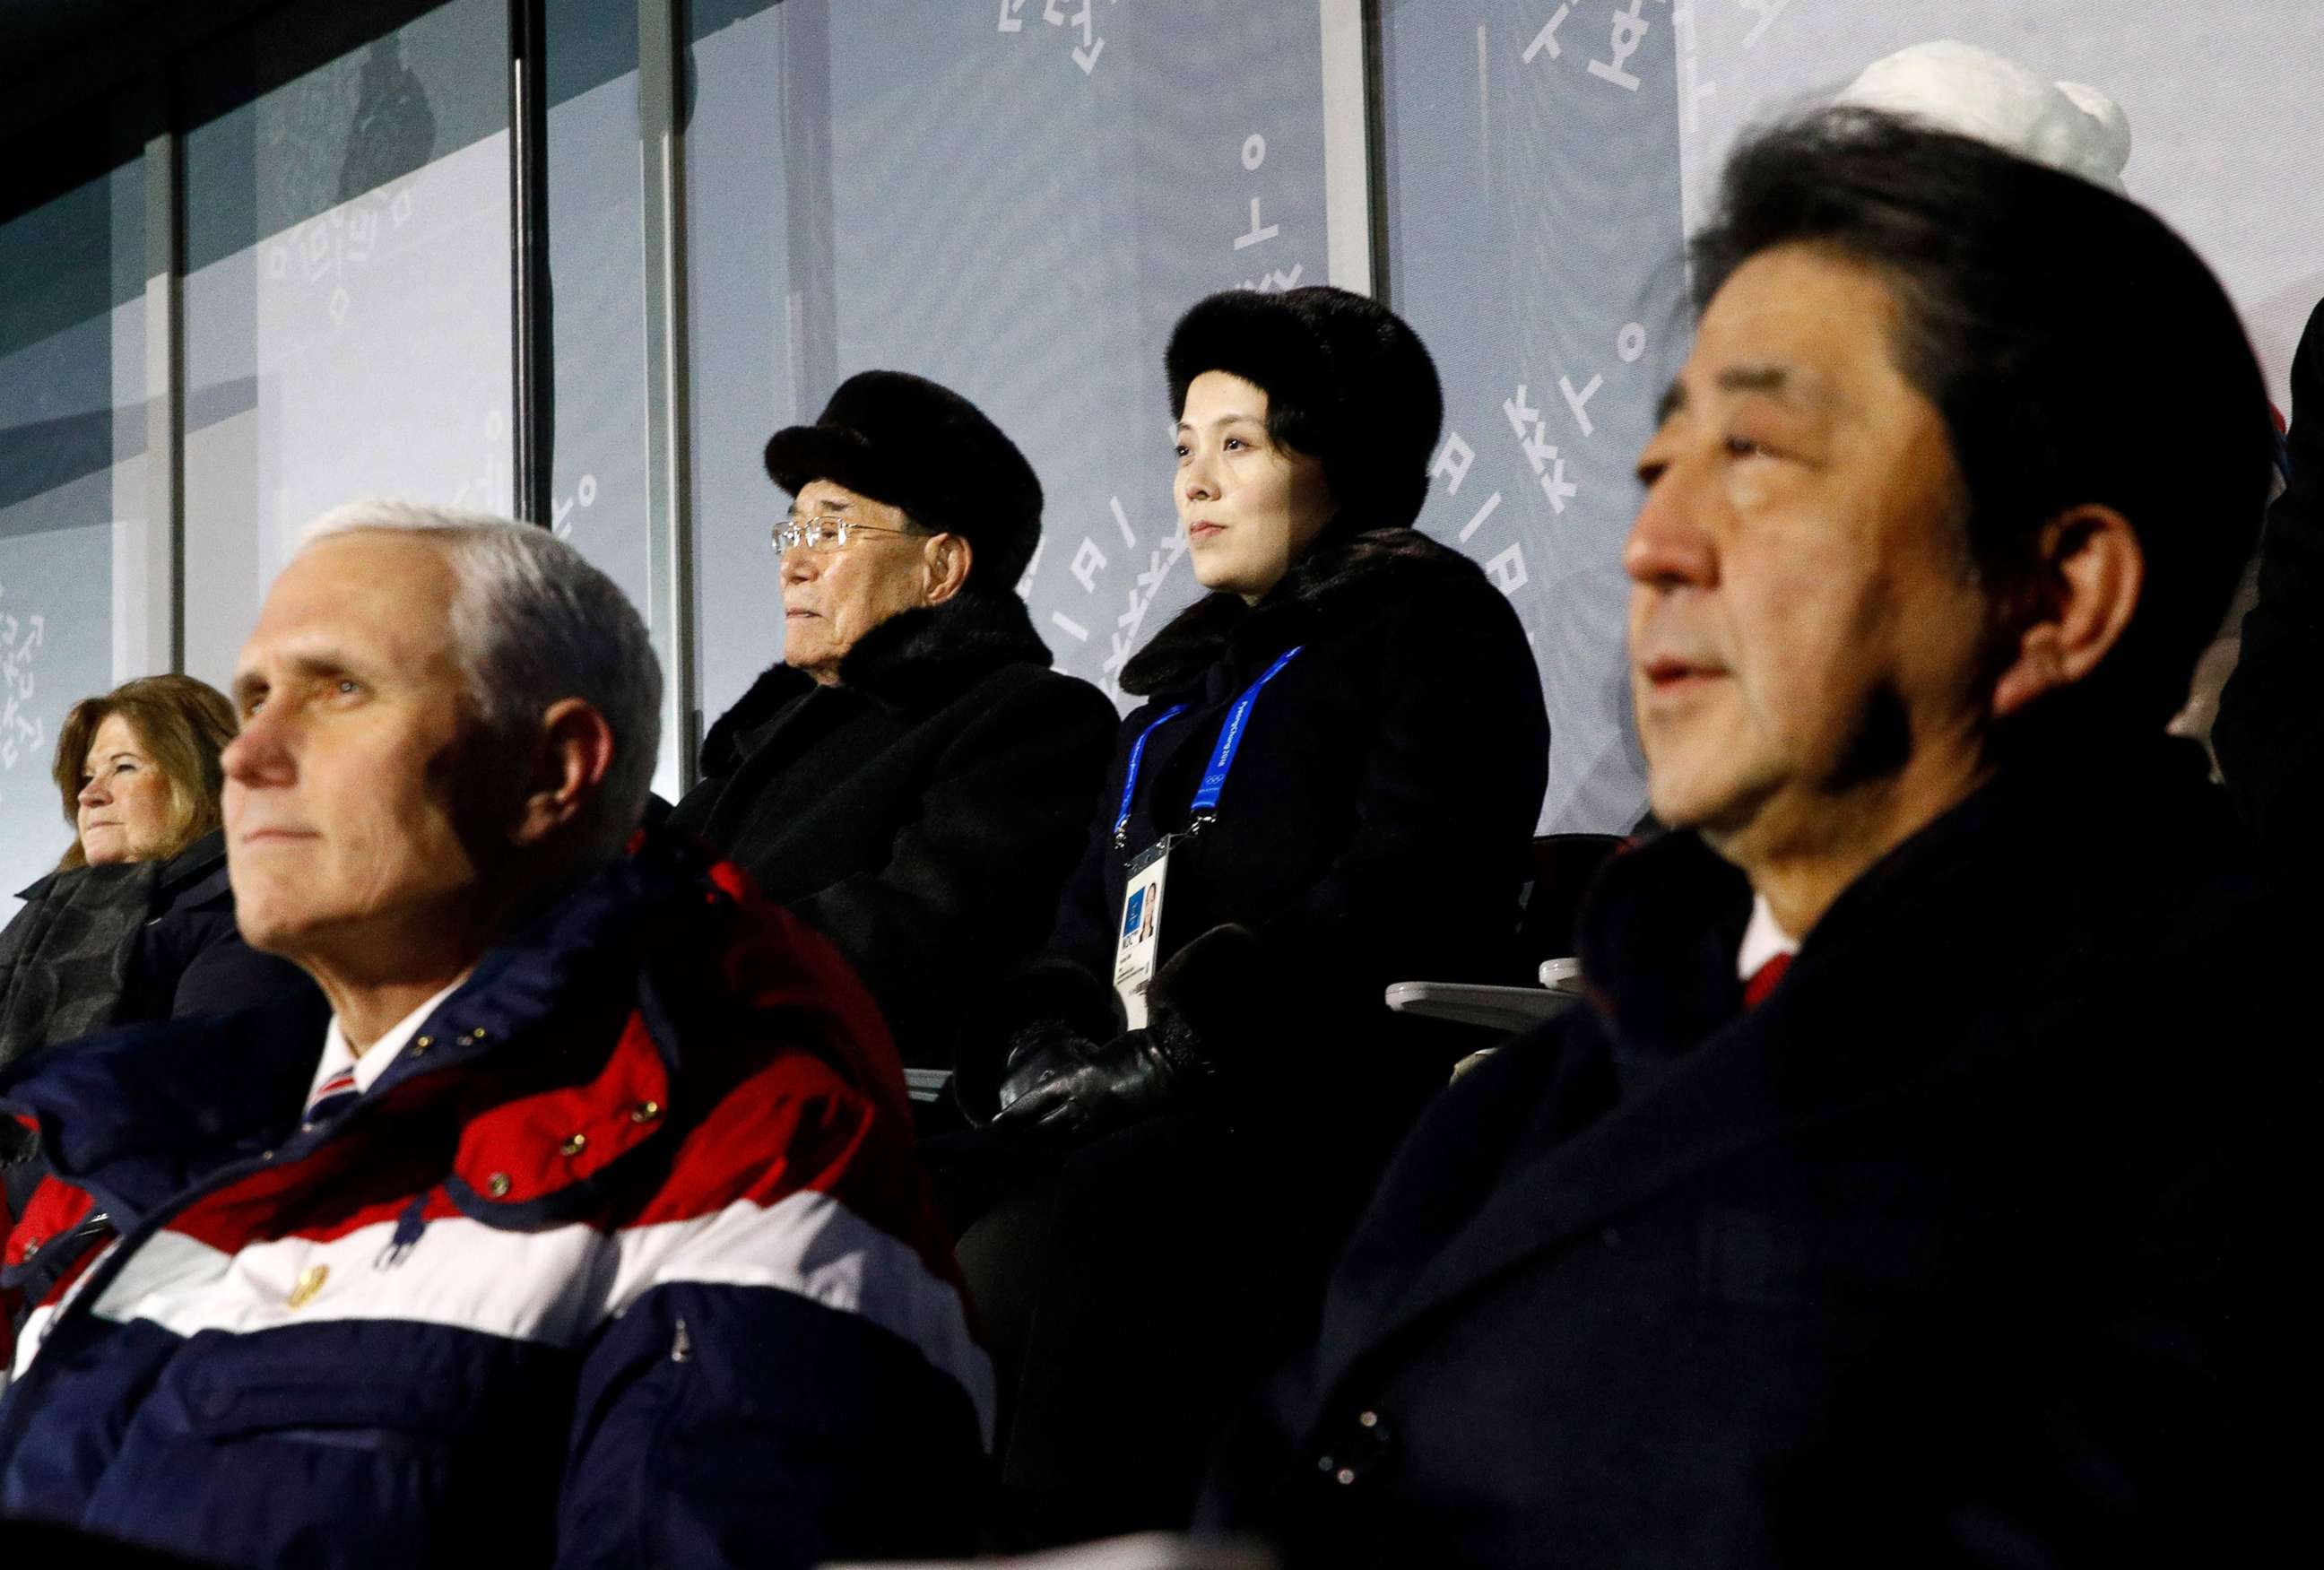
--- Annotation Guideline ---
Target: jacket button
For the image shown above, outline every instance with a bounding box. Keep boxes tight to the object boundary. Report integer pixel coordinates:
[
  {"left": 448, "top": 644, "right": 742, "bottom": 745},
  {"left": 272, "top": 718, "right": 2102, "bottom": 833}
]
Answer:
[
  {"left": 464, "top": 1028, "right": 490, "bottom": 1045},
  {"left": 1335, "top": 1468, "right": 1357, "bottom": 1487},
  {"left": 560, "top": 1133, "right": 587, "bottom": 1157},
  {"left": 487, "top": 1173, "right": 512, "bottom": 1197},
  {"left": 630, "top": 1100, "right": 662, "bottom": 1124},
  {"left": 1357, "top": 1410, "right": 1380, "bottom": 1429},
  {"left": 412, "top": 1035, "right": 432, "bottom": 1055},
  {"left": 18, "top": 1236, "right": 39, "bottom": 1260}
]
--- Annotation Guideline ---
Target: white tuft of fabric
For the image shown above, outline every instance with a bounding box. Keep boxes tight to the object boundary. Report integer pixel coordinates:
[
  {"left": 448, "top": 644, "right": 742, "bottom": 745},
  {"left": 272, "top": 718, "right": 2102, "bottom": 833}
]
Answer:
[{"left": 1834, "top": 39, "right": 2130, "bottom": 193}]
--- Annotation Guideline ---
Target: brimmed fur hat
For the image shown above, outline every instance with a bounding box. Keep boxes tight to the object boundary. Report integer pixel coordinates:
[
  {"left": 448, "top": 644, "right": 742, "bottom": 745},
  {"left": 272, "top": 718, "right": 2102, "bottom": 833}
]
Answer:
[
  {"left": 763, "top": 369, "right": 1043, "bottom": 591},
  {"left": 1166, "top": 286, "right": 1443, "bottom": 533}
]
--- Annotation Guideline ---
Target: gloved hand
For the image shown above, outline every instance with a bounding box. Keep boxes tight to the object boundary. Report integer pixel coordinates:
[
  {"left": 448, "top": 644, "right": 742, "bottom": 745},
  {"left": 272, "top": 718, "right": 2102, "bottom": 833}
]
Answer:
[
  {"left": 989, "top": 1019, "right": 1192, "bottom": 1148},
  {"left": 983, "top": 924, "right": 1261, "bottom": 1144},
  {"left": 951, "top": 958, "right": 1122, "bottom": 1126}
]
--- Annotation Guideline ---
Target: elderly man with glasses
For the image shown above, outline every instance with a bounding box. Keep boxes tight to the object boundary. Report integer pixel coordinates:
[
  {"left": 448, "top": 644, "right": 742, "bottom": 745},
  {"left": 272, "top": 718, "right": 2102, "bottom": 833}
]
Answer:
[
  {"left": 670, "top": 371, "right": 1115, "bottom": 1086},
  {"left": 0, "top": 502, "right": 987, "bottom": 1568}
]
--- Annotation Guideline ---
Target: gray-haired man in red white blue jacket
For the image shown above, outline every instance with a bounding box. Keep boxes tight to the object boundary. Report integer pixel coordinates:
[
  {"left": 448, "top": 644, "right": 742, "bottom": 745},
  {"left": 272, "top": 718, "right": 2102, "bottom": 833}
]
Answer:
[{"left": 0, "top": 501, "right": 987, "bottom": 1568}]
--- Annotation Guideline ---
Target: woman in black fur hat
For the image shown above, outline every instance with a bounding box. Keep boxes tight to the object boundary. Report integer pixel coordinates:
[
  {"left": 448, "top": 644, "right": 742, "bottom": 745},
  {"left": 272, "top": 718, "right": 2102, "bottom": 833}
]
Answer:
[{"left": 952, "top": 287, "right": 1550, "bottom": 1541}]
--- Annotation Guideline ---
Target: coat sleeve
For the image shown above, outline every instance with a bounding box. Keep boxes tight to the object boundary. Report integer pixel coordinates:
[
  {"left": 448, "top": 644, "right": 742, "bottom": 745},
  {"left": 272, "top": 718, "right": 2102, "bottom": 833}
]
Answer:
[
  {"left": 554, "top": 1064, "right": 991, "bottom": 1569},
  {"left": 2216, "top": 296, "right": 2324, "bottom": 859},
  {"left": 785, "top": 672, "right": 1118, "bottom": 1060}
]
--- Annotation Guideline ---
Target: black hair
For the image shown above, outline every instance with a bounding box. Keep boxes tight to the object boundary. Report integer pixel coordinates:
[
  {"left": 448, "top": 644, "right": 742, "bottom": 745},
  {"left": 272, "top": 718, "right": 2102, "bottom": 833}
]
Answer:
[
  {"left": 1165, "top": 286, "right": 1444, "bottom": 534},
  {"left": 1692, "top": 108, "right": 2275, "bottom": 734}
]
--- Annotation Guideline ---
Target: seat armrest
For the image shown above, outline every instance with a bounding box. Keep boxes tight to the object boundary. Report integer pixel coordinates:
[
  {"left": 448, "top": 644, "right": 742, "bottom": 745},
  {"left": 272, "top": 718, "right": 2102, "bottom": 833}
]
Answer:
[{"left": 1383, "top": 981, "right": 1580, "bottom": 1032}]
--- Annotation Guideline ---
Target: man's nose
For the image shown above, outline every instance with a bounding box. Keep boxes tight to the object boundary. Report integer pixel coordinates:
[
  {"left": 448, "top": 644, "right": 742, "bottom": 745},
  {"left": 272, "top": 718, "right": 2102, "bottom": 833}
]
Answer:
[
  {"left": 1622, "top": 460, "right": 1718, "bottom": 591},
  {"left": 780, "top": 549, "right": 817, "bottom": 586},
  {"left": 221, "top": 709, "right": 294, "bottom": 787}
]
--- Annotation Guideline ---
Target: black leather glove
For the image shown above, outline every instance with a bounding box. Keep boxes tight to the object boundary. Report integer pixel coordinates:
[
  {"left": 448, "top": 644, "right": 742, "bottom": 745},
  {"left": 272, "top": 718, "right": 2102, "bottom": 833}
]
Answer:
[
  {"left": 952, "top": 958, "right": 1122, "bottom": 1125},
  {"left": 981, "top": 925, "right": 1265, "bottom": 1144},
  {"left": 988, "top": 1017, "right": 1205, "bottom": 1148}
]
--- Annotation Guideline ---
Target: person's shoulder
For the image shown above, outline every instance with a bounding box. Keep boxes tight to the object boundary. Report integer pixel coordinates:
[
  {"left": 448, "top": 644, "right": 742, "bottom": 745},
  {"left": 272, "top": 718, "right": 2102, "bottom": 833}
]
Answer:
[
  {"left": 654, "top": 849, "right": 915, "bottom": 1116},
  {"left": 1393, "top": 536, "right": 1528, "bottom": 627},
  {"left": 1309, "top": 530, "right": 1530, "bottom": 645},
  {"left": 640, "top": 891, "right": 929, "bottom": 1230},
  {"left": 963, "top": 660, "right": 1121, "bottom": 734},
  {"left": 697, "top": 662, "right": 818, "bottom": 778}
]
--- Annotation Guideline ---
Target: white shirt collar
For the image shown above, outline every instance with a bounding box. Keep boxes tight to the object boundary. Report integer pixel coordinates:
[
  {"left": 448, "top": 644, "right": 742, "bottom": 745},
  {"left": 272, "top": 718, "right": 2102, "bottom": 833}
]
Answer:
[
  {"left": 1736, "top": 892, "right": 1799, "bottom": 981},
  {"left": 308, "top": 978, "right": 465, "bottom": 1107}
]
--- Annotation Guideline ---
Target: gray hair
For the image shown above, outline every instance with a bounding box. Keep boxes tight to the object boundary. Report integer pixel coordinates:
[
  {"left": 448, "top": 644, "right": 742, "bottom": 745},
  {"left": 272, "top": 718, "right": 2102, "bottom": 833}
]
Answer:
[{"left": 300, "top": 498, "right": 662, "bottom": 867}]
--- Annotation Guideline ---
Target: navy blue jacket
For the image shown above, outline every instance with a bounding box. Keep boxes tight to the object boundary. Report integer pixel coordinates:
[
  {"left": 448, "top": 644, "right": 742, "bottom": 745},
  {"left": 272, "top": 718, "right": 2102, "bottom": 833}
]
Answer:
[{"left": 0, "top": 837, "right": 988, "bottom": 1568}]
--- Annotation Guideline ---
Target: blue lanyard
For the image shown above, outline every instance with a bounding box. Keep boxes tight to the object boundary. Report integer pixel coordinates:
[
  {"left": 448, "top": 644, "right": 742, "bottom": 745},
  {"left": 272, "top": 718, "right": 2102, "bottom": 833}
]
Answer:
[
  {"left": 1111, "top": 646, "right": 1304, "bottom": 846},
  {"left": 1112, "top": 703, "right": 1188, "bottom": 846}
]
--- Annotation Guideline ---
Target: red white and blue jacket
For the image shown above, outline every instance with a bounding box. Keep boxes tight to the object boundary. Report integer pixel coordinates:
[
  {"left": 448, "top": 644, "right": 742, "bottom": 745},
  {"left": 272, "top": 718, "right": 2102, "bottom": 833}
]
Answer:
[{"left": 0, "top": 834, "right": 991, "bottom": 1568}]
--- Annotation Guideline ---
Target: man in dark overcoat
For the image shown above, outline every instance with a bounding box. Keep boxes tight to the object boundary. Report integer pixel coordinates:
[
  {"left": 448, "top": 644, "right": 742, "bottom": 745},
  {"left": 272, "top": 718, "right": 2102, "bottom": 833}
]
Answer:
[
  {"left": 670, "top": 371, "right": 1117, "bottom": 1071},
  {"left": 1197, "top": 109, "right": 2307, "bottom": 1567}
]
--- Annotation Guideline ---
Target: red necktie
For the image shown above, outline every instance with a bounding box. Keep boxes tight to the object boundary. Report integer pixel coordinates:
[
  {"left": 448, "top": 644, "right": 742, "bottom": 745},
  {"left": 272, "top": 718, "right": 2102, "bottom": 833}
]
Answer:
[{"left": 1742, "top": 952, "right": 1792, "bottom": 1010}]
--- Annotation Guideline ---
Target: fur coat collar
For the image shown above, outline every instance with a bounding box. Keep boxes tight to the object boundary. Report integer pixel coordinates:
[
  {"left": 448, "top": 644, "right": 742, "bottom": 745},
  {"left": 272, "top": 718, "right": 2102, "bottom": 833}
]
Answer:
[
  {"left": 699, "top": 592, "right": 1055, "bottom": 776},
  {"left": 1120, "top": 525, "right": 1483, "bottom": 697}
]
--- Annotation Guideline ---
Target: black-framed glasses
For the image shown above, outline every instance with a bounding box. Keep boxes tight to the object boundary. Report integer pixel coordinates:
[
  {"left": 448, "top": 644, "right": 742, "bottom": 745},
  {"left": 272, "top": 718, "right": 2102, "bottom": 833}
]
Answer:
[{"left": 770, "top": 515, "right": 921, "bottom": 556}]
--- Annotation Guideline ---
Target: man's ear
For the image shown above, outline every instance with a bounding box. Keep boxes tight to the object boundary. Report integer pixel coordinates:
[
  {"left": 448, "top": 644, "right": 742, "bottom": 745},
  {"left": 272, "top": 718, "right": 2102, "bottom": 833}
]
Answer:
[
  {"left": 508, "top": 698, "right": 617, "bottom": 848},
  {"left": 1989, "top": 504, "right": 2146, "bottom": 720},
  {"left": 923, "top": 533, "right": 974, "bottom": 607}
]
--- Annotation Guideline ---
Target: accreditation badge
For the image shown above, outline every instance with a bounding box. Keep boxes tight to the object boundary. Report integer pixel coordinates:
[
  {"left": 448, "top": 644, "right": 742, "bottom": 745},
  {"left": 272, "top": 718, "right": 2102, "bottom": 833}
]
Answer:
[{"left": 1113, "top": 837, "right": 1173, "bottom": 1030}]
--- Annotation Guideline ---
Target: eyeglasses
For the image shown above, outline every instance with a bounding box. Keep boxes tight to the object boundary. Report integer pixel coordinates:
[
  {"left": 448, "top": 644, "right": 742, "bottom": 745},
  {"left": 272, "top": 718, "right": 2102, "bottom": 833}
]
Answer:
[{"left": 770, "top": 515, "right": 921, "bottom": 556}]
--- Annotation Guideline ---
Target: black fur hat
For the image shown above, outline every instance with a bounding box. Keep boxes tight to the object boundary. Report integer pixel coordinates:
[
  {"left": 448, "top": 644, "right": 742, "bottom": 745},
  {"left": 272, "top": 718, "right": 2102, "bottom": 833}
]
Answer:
[
  {"left": 1165, "top": 286, "right": 1444, "bottom": 533},
  {"left": 763, "top": 370, "right": 1043, "bottom": 591}
]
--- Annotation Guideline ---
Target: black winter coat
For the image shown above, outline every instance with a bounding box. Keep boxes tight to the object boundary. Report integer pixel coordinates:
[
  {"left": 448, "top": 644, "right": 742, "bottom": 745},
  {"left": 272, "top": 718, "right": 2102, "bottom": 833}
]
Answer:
[
  {"left": 948, "top": 528, "right": 1548, "bottom": 1541},
  {"left": 0, "top": 831, "right": 322, "bottom": 1074},
  {"left": 0, "top": 830, "right": 324, "bottom": 1217},
  {"left": 1024, "top": 525, "right": 1550, "bottom": 1103},
  {"left": 2217, "top": 294, "right": 2323, "bottom": 864},
  {"left": 1200, "top": 738, "right": 2304, "bottom": 1567},
  {"left": 669, "top": 593, "right": 1117, "bottom": 1068}
]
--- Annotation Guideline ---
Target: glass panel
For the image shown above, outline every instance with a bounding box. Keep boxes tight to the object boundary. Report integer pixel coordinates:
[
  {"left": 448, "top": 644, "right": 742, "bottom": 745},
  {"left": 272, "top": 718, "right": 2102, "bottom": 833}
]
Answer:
[
  {"left": 180, "top": 0, "right": 513, "bottom": 693},
  {"left": 0, "top": 144, "right": 146, "bottom": 903},
  {"left": 1379, "top": 0, "right": 1688, "bottom": 832},
  {"left": 542, "top": 0, "right": 650, "bottom": 637},
  {"left": 684, "top": 0, "right": 1336, "bottom": 727}
]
